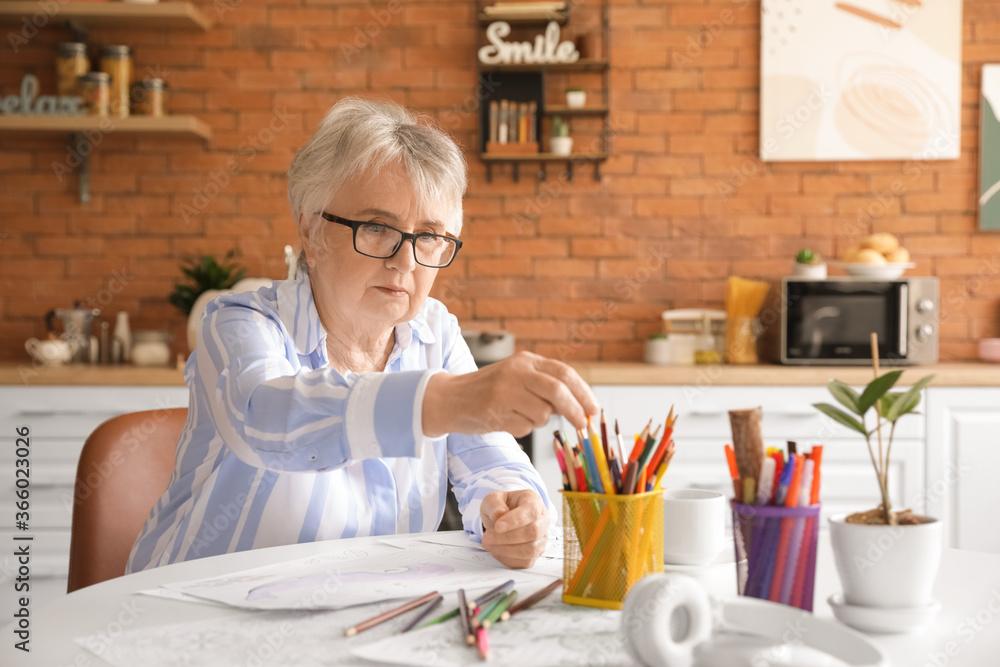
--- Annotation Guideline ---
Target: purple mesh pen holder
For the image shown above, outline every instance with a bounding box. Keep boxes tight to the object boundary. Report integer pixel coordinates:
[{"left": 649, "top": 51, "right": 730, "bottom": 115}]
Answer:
[{"left": 731, "top": 502, "right": 821, "bottom": 612}]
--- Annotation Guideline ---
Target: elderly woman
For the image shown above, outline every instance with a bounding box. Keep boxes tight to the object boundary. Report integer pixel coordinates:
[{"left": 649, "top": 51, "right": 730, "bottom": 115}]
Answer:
[{"left": 126, "top": 98, "right": 598, "bottom": 573}]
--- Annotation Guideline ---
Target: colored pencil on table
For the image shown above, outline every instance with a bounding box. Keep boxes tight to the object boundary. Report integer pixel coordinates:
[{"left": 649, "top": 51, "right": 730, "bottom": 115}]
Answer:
[
  {"left": 419, "top": 606, "right": 459, "bottom": 629},
  {"left": 344, "top": 591, "right": 440, "bottom": 636},
  {"left": 508, "top": 579, "right": 562, "bottom": 616},
  {"left": 458, "top": 588, "right": 474, "bottom": 645},
  {"left": 471, "top": 580, "right": 514, "bottom": 610},
  {"left": 399, "top": 594, "right": 443, "bottom": 633},
  {"left": 481, "top": 591, "right": 517, "bottom": 628},
  {"left": 477, "top": 626, "right": 490, "bottom": 660}
]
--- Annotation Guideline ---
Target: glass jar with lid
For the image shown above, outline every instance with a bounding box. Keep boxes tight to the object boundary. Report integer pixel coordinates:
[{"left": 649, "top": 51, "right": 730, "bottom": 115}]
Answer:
[
  {"left": 132, "top": 78, "right": 166, "bottom": 117},
  {"left": 56, "top": 43, "right": 89, "bottom": 97},
  {"left": 78, "top": 72, "right": 110, "bottom": 117},
  {"left": 100, "top": 45, "right": 132, "bottom": 118}
]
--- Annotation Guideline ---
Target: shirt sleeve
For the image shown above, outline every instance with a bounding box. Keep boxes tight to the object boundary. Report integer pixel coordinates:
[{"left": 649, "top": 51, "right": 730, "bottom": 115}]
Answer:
[
  {"left": 196, "top": 292, "right": 439, "bottom": 472},
  {"left": 440, "top": 318, "right": 556, "bottom": 543}
]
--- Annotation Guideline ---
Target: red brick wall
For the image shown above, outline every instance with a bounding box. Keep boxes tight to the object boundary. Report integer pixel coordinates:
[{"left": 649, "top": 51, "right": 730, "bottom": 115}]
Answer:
[{"left": 2, "top": 0, "right": 999, "bottom": 364}]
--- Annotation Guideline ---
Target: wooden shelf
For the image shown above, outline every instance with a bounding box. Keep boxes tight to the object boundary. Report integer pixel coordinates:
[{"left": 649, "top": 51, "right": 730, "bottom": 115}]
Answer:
[
  {"left": 478, "top": 12, "right": 568, "bottom": 25},
  {"left": 543, "top": 105, "right": 608, "bottom": 116},
  {"left": 0, "top": 1, "right": 212, "bottom": 30},
  {"left": 481, "top": 59, "right": 608, "bottom": 73},
  {"left": 480, "top": 152, "right": 607, "bottom": 162},
  {"left": 0, "top": 115, "right": 212, "bottom": 140}
]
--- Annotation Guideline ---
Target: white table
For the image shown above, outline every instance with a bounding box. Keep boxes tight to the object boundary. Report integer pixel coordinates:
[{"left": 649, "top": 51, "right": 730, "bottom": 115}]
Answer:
[{"left": 2, "top": 531, "right": 998, "bottom": 666}]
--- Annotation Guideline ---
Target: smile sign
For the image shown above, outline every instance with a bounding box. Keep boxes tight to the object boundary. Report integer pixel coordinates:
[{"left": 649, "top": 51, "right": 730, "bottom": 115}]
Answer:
[{"left": 478, "top": 21, "right": 580, "bottom": 66}]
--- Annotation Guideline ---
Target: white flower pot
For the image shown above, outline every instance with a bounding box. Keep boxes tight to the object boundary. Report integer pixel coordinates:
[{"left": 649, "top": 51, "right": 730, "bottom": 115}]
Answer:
[
  {"left": 550, "top": 136, "right": 573, "bottom": 156},
  {"left": 644, "top": 338, "right": 671, "bottom": 365},
  {"left": 792, "top": 262, "right": 827, "bottom": 279},
  {"left": 829, "top": 514, "right": 942, "bottom": 608},
  {"left": 566, "top": 90, "right": 586, "bottom": 108}
]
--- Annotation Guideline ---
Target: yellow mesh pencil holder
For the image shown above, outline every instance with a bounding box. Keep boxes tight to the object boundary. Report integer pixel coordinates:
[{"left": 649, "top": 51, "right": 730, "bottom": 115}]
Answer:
[{"left": 561, "top": 490, "right": 663, "bottom": 610}]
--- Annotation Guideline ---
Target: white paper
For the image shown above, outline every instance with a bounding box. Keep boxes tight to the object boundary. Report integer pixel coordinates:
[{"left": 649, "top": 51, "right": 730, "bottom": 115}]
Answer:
[
  {"left": 351, "top": 595, "right": 641, "bottom": 667},
  {"left": 165, "top": 545, "right": 554, "bottom": 611}
]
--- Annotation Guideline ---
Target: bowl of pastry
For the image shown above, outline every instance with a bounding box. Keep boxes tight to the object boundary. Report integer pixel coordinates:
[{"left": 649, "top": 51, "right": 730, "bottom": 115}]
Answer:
[{"left": 838, "top": 233, "right": 914, "bottom": 279}]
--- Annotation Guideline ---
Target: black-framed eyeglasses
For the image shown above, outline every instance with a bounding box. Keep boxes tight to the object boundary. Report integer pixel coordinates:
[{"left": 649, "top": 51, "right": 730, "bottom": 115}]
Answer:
[{"left": 320, "top": 212, "right": 463, "bottom": 268}]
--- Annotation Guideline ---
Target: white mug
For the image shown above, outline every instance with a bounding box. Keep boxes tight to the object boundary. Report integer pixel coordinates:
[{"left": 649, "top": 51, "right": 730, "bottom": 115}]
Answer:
[{"left": 662, "top": 489, "right": 727, "bottom": 565}]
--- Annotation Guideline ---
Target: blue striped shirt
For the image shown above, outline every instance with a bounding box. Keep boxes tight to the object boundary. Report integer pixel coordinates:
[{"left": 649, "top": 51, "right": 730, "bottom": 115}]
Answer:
[{"left": 125, "top": 272, "right": 553, "bottom": 573}]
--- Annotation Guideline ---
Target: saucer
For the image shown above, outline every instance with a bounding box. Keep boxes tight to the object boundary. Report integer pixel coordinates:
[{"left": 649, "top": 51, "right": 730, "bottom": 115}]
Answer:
[
  {"left": 664, "top": 547, "right": 735, "bottom": 570},
  {"left": 828, "top": 593, "right": 940, "bottom": 634}
]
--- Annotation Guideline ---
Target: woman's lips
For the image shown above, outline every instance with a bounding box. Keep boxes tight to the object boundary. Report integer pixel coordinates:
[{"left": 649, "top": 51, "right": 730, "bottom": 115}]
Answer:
[{"left": 375, "top": 286, "right": 408, "bottom": 297}]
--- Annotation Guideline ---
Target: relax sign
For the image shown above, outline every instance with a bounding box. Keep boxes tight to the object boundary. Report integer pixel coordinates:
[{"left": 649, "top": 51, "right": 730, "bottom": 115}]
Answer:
[
  {"left": 478, "top": 21, "right": 580, "bottom": 66},
  {"left": 0, "top": 75, "right": 82, "bottom": 115}
]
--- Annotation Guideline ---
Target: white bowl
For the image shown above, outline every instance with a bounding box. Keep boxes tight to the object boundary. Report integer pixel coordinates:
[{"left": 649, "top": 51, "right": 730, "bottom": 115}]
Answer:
[
  {"left": 839, "top": 262, "right": 915, "bottom": 280},
  {"left": 828, "top": 593, "right": 940, "bottom": 634}
]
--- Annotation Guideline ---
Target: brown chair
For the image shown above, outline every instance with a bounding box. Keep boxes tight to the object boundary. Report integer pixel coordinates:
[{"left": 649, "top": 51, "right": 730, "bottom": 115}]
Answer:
[{"left": 67, "top": 408, "right": 187, "bottom": 593}]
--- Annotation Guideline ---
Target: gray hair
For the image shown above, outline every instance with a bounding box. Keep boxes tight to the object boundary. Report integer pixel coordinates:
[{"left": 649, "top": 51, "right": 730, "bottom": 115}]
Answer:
[{"left": 287, "top": 97, "right": 467, "bottom": 273}]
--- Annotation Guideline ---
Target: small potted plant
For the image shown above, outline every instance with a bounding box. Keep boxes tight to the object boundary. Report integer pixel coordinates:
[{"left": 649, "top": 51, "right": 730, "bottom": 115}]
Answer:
[
  {"left": 566, "top": 87, "right": 586, "bottom": 109},
  {"left": 170, "top": 251, "right": 259, "bottom": 351},
  {"left": 550, "top": 116, "right": 572, "bottom": 156},
  {"left": 793, "top": 248, "right": 826, "bottom": 279},
  {"left": 644, "top": 332, "right": 671, "bottom": 365},
  {"left": 813, "top": 341, "right": 940, "bottom": 630}
]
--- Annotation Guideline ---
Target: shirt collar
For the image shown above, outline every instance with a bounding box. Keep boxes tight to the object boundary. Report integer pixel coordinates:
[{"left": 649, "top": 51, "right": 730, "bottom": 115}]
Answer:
[{"left": 276, "top": 270, "right": 437, "bottom": 358}]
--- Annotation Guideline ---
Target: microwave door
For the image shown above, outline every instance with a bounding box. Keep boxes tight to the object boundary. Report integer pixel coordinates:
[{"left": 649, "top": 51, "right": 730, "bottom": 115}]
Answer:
[{"left": 806, "top": 306, "right": 841, "bottom": 358}]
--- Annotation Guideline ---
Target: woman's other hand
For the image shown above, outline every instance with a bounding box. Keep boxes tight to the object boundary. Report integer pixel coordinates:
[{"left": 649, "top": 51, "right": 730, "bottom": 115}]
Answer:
[
  {"left": 423, "top": 351, "right": 599, "bottom": 438},
  {"left": 479, "top": 489, "right": 549, "bottom": 569}
]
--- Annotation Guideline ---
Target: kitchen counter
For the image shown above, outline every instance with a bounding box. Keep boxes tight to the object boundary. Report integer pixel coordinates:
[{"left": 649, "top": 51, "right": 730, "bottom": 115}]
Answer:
[
  {"left": 568, "top": 361, "right": 1000, "bottom": 386},
  {"left": 1, "top": 361, "right": 997, "bottom": 386},
  {"left": 0, "top": 363, "right": 186, "bottom": 386}
]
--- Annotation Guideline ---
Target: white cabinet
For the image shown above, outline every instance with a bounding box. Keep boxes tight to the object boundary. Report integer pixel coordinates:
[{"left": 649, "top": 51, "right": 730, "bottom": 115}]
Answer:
[
  {"left": 533, "top": 384, "right": 927, "bottom": 527},
  {"left": 0, "top": 386, "right": 188, "bottom": 616},
  {"left": 926, "top": 387, "right": 1000, "bottom": 552}
]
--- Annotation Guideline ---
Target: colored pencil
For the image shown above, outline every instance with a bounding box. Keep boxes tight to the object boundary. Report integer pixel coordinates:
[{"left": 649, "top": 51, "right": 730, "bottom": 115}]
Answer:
[
  {"left": 344, "top": 591, "right": 439, "bottom": 636},
  {"left": 419, "top": 606, "right": 459, "bottom": 629},
  {"left": 587, "top": 416, "right": 614, "bottom": 495},
  {"left": 477, "top": 626, "right": 490, "bottom": 660},
  {"left": 578, "top": 429, "right": 604, "bottom": 493},
  {"left": 471, "top": 580, "right": 514, "bottom": 610},
  {"left": 458, "top": 588, "right": 474, "bottom": 645},
  {"left": 399, "top": 594, "right": 443, "bottom": 633},
  {"left": 481, "top": 591, "right": 517, "bottom": 628},
  {"left": 507, "top": 579, "right": 562, "bottom": 616}
]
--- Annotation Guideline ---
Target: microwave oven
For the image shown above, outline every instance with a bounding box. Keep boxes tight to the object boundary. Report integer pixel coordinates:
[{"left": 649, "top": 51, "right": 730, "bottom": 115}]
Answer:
[{"left": 773, "top": 277, "right": 939, "bottom": 365}]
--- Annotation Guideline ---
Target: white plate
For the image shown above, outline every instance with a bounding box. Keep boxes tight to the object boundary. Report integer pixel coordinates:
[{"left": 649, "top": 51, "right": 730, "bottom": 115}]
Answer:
[
  {"left": 838, "top": 262, "right": 916, "bottom": 280},
  {"left": 828, "top": 593, "right": 940, "bottom": 634}
]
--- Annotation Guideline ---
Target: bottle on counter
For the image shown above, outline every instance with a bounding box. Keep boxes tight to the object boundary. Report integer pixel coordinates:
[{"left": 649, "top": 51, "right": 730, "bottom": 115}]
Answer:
[
  {"left": 114, "top": 311, "right": 132, "bottom": 363},
  {"left": 100, "top": 45, "right": 132, "bottom": 119},
  {"left": 56, "top": 42, "right": 89, "bottom": 98}
]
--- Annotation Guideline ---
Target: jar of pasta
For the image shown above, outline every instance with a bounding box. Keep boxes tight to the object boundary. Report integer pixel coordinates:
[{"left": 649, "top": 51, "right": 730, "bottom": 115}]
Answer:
[
  {"left": 78, "top": 72, "right": 110, "bottom": 116},
  {"left": 56, "top": 43, "right": 89, "bottom": 98},
  {"left": 132, "top": 78, "right": 165, "bottom": 117},
  {"left": 99, "top": 45, "right": 132, "bottom": 118}
]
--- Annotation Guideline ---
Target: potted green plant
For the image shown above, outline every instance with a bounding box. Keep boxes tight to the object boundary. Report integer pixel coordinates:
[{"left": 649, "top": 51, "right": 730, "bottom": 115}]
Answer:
[
  {"left": 170, "top": 251, "right": 271, "bottom": 351},
  {"left": 643, "top": 332, "right": 671, "bottom": 365},
  {"left": 813, "top": 347, "right": 941, "bottom": 629},
  {"left": 566, "top": 87, "right": 586, "bottom": 109},
  {"left": 550, "top": 116, "right": 572, "bottom": 156},
  {"left": 793, "top": 248, "right": 826, "bottom": 279}
]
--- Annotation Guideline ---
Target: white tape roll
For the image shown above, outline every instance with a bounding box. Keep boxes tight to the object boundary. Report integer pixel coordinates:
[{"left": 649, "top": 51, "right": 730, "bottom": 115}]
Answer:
[{"left": 620, "top": 574, "right": 713, "bottom": 667}]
